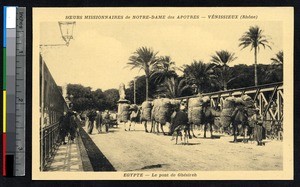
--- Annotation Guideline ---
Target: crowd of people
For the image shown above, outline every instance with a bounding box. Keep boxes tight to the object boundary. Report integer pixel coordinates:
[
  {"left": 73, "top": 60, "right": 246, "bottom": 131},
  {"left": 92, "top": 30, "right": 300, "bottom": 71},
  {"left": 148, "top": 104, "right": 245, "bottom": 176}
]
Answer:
[
  {"left": 85, "top": 110, "right": 117, "bottom": 135},
  {"left": 58, "top": 110, "right": 81, "bottom": 145}
]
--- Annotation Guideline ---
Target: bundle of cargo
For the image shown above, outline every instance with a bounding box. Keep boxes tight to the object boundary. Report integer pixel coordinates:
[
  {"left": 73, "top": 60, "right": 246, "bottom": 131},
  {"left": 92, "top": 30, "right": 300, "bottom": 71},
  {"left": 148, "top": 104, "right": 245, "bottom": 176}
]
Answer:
[
  {"left": 188, "top": 96, "right": 203, "bottom": 125},
  {"left": 118, "top": 103, "right": 130, "bottom": 123},
  {"left": 202, "top": 96, "right": 210, "bottom": 103},
  {"left": 220, "top": 96, "right": 236, "bottom": 127},
  {"left": 241, "top": 94, "right": 256, "bottom": 116},
  {"left": 157, "top": 98, "right": 173, "bottom": 125},
  {"left": 141, "top": 101, "right": 152, "bottom": 121},
  {"left": 222, "top": 96, "right": 236, "bottom": 108},
  {"left": 151, "top": 99, "right": 160, "bottom": 121},
  {"left": 241, "top": 94, "right": 254, "bottom": 107}
]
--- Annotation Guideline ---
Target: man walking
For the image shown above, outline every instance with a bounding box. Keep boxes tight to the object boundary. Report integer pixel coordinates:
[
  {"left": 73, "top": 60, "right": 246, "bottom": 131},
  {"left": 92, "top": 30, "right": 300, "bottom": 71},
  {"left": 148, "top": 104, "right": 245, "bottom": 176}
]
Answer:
[
  {"left": 251, "top": 108, "right": 265, "bottom": 146},
  {"left": 58, "top": 112, "right": 67, "bottom": 145},
  {"left": 95, "top": 111, "right": 102, "bottom": 133},
  {"left": 87, "top": 109, "right": 97, "bottom": 134}
]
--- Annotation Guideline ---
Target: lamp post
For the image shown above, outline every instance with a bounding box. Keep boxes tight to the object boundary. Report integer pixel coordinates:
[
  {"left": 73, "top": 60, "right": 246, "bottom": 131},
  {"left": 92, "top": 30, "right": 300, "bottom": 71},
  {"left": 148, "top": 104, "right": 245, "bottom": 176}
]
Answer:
[
  {"left": 40, "top": 21, "right": 76, "bottom": 48},
  {"left": 39, "top": 21, "right": 75, "bottom": 171}
]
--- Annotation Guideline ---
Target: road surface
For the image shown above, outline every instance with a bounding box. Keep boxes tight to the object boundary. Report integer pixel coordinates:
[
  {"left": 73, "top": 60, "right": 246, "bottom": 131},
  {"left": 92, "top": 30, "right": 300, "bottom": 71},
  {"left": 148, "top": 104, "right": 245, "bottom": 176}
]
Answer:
[{"left": 83, "top": 122, "right": 282, "bottom": 171}]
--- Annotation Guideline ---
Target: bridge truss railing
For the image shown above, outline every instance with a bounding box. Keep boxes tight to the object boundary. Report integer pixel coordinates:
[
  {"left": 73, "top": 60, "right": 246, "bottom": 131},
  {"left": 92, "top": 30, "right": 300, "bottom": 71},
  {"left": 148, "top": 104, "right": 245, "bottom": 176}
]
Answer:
[{"left": 176, "top": 82, "right": 283, "bottom": 139}]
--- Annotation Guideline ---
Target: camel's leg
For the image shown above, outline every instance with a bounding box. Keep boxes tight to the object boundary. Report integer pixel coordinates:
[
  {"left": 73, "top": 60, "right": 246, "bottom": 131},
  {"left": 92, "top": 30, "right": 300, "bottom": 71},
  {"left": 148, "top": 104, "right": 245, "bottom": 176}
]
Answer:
[
  {"left": 128, "top": 121, "right": 132, "bottom": 131},
  {"left": 191, "top": 124, "right": 197, "bottom": 138},
  {"left": 186, "top": 131, "right": 189, "bottom": 144},
  {"left": 150, "top": 121, "right": 155, "bottom": 133},
  {"left": 243, "top": 125, "right": 248, "bottom": 143},
  {"left": 210, "top": 123, "right": 214, "bottom": 139},
  {"left": 176, "top": 133, "right": 178, "bottom": 144},
  {"left": 156, "top": 122, "right": 160, "bottom": 134},
  {"left": 160, "top": 123, "right": 166, "bottom": 135},
  {"left": 124, "top": 122, "right": 127, "bottom": 131},
  {"left": 150, "top": 120, "right": 154, "bottom": 133},
  {"left": 204, "top": 124, "right": 207, "bottom": 138},
  {"left": 144, "top": 121, "right": 148, "bottom": 133},
  {"left": 233, "top": 123, "right": 238, "bottom": 143}
]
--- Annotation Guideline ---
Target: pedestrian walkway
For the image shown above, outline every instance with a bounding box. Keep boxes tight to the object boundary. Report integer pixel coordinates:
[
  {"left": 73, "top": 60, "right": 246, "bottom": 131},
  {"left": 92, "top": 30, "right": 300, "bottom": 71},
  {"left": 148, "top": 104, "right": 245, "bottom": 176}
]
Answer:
[{"left": 45, "top": 139, "right": 83, "bottom": 172}]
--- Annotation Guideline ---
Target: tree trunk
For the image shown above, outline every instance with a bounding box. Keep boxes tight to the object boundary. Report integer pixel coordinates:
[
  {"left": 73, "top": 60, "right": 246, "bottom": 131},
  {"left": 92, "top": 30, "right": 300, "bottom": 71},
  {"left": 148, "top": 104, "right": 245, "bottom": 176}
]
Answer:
[
  {"left": 145, "top": 75, "right": 149, "bottom": 101},
  {"left": 254, "top": 47, "right": 258, "bottom": 86}
]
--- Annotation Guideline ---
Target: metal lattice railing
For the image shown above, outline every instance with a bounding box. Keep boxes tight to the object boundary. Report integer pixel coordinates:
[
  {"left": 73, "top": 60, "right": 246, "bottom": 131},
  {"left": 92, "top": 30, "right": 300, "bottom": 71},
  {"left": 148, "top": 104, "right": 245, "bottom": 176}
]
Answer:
[
  {"left": 40, "top": 55, "right": 69, "bottom": 171},
  {"left": 176, "top": 82, "right": 283, "bottom": 139}
]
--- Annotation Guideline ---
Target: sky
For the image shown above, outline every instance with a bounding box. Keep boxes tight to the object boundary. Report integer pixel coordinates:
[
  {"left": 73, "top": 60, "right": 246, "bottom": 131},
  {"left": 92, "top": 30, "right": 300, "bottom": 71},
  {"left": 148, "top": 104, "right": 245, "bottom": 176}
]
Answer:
[{"left": 40, "top": 20, "right": 282, "bottom": 91}]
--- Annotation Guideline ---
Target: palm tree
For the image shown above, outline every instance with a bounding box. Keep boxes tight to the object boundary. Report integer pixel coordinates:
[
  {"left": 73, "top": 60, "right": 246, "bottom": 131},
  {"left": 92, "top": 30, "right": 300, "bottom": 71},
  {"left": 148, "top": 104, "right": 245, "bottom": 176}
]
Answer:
[
  {"left": 265, "top": 50, "right": 283, "bottom": 82},
  {"left": 271, "top": 50, "right": 283, "bottom": 65},
  {"left": 156, "top": 77, "right": 190, "bottom": 98},
  {"left": 127, "top": 47, "right": 158, "bottom": 100},
  {"left": 239, "top": 26, "right": 272, "bottom": 86},
  {"left": 182, "top": 60, "right": 215, "bottom": 93},
  {"left": 211, "top": 50, "right": 237, "bottom": 90},
  {"left": 150, "top": 56, "right": 177, "bottom": 84}
]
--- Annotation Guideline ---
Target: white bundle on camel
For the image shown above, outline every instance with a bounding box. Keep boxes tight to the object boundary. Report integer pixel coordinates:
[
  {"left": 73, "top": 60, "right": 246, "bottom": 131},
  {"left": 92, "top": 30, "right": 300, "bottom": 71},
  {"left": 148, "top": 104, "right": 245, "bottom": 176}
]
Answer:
[
  {"left": 157, "top": 98, "right": 172, "bottom": 125},
  {"left": 241, "top": 94, "right": 256, "bottom": 117},
  {"left": 220, "top": 96, "right": 235, "bottom": 127},
  {"left": 141, "top": 101, "right": 152, "bottom": 121},
  {"left": 151, "top": 99, "right": 160, "bottom": 122},
  {"left": 150, "top": 98, "right": 174, "bottom": 125},
  {"left": 118, "top": 103, "right": 130, "bottom": 123},
  {"left": 188, "top": 96, "right": 203, "bottom": 125}
]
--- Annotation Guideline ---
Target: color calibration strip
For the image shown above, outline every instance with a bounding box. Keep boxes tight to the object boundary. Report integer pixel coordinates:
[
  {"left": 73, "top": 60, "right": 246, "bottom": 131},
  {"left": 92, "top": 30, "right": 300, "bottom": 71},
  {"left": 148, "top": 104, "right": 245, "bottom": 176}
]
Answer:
[{"left": 2, "top": 6, "right": 26, "bottom": 176}]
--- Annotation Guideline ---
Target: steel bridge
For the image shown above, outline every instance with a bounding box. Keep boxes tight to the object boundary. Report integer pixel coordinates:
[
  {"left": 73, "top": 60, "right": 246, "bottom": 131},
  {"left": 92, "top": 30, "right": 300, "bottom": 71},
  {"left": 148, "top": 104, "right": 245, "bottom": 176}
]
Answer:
[
  {"left": 39, "top": 54, "right": 284, "bottom": 170},
  {"left": 176, "top": 82, "right": 284, "bottom": 138}
]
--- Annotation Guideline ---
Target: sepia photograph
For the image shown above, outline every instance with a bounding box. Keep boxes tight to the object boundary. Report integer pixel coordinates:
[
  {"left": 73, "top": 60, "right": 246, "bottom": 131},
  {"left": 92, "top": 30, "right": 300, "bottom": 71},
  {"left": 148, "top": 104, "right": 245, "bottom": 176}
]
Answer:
[{"left": 32, "top": 7, "right": 293, "bottom": 180}]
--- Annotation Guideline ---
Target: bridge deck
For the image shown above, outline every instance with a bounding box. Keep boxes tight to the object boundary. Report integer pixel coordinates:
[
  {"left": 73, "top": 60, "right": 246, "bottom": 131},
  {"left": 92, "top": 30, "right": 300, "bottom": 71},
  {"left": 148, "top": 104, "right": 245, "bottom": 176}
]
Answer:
[
  {"left": 45, "top": 140, "right": 83, "bottom": 171},
  {"left": 44, "top": 122, "right": 283, "bottom": 172},
  {"left": 84, "top": 123, "right": 283, "bottom": 171}
]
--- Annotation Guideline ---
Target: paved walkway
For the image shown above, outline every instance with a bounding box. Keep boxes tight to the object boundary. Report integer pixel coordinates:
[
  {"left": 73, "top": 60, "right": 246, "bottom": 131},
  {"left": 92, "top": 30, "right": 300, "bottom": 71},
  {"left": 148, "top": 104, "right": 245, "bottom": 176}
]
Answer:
[{"left": 45, "top": 139, "right": 84, "bottom": 172}]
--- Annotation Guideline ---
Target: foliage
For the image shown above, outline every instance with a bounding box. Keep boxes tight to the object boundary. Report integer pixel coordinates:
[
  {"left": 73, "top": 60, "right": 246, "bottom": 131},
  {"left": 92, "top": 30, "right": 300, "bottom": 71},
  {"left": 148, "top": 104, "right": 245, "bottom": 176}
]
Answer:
[
  {"left": 150, "top": 56, "right": 178, "bottom": 84},
  {"left": 125, "top": 75, "right": 156, "bottom": 104},
  {"left": 156, "top": 76, "right": 191, "bottom": 98},
  {"left": 210, "top": 50, "right": 237, "bottom": 90},
  {"left": 181, "top": 60, "right": 218, "bottom": 93},
  {"left": 126, "top": 47, "right": 159, "bottom": 100},
  {"left": 66, "top": 84, "right": 119, "bottom": 112},
  {"left": 104, "top": 89, "right": 119, "bottom": 110},
  {"left": 239, "top": 25, "right": 272, "bottom": 86},
  {"left": 239, "top": 26, "right": 272, "bottom": 51},
  {"left": 271, "top": 50, "right": 283, "bottom": 65},
  {"left": 266, "top": 51, "right": 283, "bottom": 82}
]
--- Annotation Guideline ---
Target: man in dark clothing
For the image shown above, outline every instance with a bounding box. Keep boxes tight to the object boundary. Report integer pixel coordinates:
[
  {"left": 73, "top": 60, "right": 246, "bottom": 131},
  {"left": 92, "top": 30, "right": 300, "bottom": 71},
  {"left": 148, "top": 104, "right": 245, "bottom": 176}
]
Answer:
[
  {"left": 95, "top": 111, "right": 103, "bottom": 133},
  {"left": 69, "top": 112, "right": 79, "bottom": 142},
  {"left": 58, "top": 112, "right": 67, "bottom": 145},
  {"left": 251, "top": 108, "right": 265, "bottom": 146},
  {"left": 87, "top": 110, "right": 97, "bottom": 134},
  {"left": 170, "top": 103, "right": 189, "bottom": 138},
  {"left": 102, "top": 110, "right": 110, "bottom": 133}
]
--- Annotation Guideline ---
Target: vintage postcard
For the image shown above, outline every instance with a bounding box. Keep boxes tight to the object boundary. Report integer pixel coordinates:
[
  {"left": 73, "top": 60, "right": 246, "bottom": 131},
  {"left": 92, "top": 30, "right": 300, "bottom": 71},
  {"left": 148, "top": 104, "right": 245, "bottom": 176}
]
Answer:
[{"left": 32, "top": 7, "right": 293, "bottom": 180}]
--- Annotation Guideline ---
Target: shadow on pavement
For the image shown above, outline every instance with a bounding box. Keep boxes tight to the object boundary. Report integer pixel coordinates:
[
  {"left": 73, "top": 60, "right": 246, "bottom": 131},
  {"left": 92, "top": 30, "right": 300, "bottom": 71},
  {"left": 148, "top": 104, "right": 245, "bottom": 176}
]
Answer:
[{"left": 79, "top": 127, "right": 116, "bottom": 171}]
